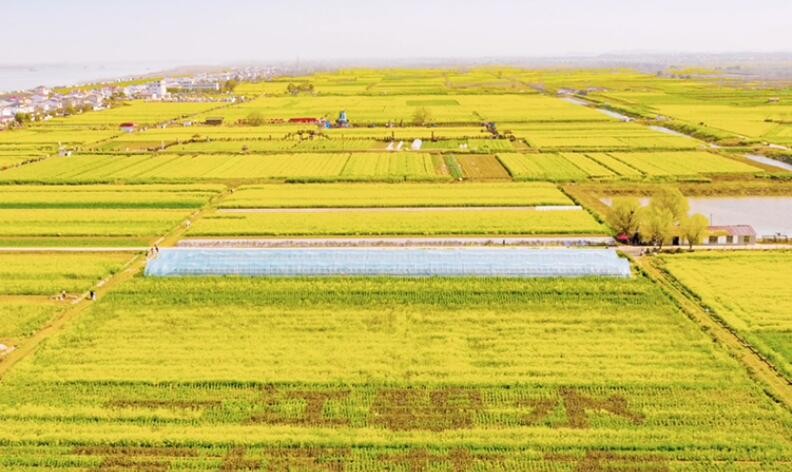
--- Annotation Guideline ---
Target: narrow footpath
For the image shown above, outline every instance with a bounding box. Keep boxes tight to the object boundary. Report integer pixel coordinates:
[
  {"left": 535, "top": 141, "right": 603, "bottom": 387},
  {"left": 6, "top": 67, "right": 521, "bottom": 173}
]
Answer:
[
  {"left": 0, "top": 187, "right": 235, "bottom": 380},
  {"left": 634, "top": 256, "right": 792, "bottom": 410}
]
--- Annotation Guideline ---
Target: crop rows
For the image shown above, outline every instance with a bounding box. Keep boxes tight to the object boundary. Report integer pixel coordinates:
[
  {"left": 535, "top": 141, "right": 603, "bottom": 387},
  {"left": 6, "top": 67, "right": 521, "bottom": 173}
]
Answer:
[
  {"left": 508, "top": 121, "right": 698, "bottom": 151},
  {"left": 0, "top": 184, "right": 220, "bottom": 246},
  {"left": 0, "top": 153, "right": 449, "bottom": 183},
  {"left": 189, "top": 207, "right": 607, "bottom": 237},
  {"left": 608, "top": 151, "right": 761, "bottom": 176},
  {"left": 0, "top": 252, "right": 133, "bottom": 355},
  {"left": 218, "top": 182, "right": 572, "bottom": 208},
  {"left": 0, "top": 277, "right": 787, "bottom": 468},
  {"left": 660, "top": 251, "right": 792, "bottom": 379},
  {"left": 340, "top": 153, "right": 442, "bottom": 180},
  {"left": 497, "top": 151, "right": 762, "bottom": 181}
]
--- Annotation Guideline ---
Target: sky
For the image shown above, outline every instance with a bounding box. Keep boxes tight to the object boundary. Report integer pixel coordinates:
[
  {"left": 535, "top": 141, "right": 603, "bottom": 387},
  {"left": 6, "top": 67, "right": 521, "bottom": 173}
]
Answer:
[{"left": 2, "top": 0, "right": 791, "bottom": 65}]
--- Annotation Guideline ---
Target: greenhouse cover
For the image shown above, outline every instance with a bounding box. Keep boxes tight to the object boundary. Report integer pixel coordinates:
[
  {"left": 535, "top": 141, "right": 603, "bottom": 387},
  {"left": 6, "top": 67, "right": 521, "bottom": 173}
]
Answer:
[{"left": 145, "top": 248, "right": 632, "bottom": 278}]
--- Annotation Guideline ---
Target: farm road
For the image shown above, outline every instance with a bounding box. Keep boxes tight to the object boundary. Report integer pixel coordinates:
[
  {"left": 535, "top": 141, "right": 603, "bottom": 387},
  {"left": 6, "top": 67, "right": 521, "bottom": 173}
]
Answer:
[
  {"left": 635, "top": 256, "right": 792, "bottom": 410},
  {"left": 218, "top": 206, "right": 582, "bottom": 214},
  {"left": 0, "top": 187, "right": 235, "bottom": 380}
]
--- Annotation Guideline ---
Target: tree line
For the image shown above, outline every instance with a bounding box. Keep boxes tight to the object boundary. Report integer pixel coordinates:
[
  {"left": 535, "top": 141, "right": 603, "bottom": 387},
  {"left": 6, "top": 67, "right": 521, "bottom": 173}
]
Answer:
[{"left": 607, "top": 188, "right": 709, "bottom": 249}]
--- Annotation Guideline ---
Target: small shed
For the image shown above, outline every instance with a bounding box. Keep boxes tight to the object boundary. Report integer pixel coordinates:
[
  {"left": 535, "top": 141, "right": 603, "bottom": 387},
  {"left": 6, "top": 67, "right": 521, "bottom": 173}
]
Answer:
[
  {"left": 288, "top": 117, "right": 319, "bottom": 125},
  {"left": 705, "top": 225, "right": 756, "bottom": 246},
  {"left": 336, "top": 111, "right": 350, "bottom": 128},
  {"left": 205, "top": 117, "right": 224, "bottom": 126},
  {"left": 119, "top": 122, "right": 136, "bottom": 133}
]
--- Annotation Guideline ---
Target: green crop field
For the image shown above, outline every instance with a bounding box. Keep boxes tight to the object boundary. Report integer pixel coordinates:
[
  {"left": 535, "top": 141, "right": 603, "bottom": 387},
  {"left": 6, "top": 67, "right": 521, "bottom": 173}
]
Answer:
[
  {"left": 0, "top": 184, "right": 222, "bottom": 208},
  {"left": 32, "top": 102, "right": 222, "bottom": 129},
  {"left": 0, "top": 252, "right": 134, "bottom": 349},
  {"left": 189, "top": 207, "right": 607, "bottom": 237},
  {"left": 0, "top": 185, "right": 220, "bottom": 246},
  {"left": 0, "top": 252, "right": 132, "bottom": 296},
  {"left": 497, "top": 153, "right": 590, "bottom": 181},
  {"left": 660, "top": 251, "right": 792, "bottom": 379},
  {"left": 0, "top": 154, "right": 449, "bottom": 183},
  {"left": 608, "top": 151, "right": 762, "bottom": 176},
  {"left": 453, "top": 154, "right": 512, "bottom": 179},
  {"left": 0, "top": 277, "right": 788, "bottom": 468},
  {"left": 0, "top": 208, "right": 194, "bottom": 244},
  {"left": 219, "top": 182, "right": 572, "bottom": 208},
  {"left": 0, "top": 66, "right": 790, "bottom": 469},
  {"left": 340, "top": 153, "right": 443, "bottom": 180},
  {"left": 509, "top": 121, "right": 699, "bottom": 151}
]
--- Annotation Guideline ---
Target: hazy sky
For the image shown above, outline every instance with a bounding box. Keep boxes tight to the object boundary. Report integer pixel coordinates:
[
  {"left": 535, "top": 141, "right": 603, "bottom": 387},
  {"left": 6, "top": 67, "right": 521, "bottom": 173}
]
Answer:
[{"left": 2, "top": 0, "right": 791, "bottom": 64}]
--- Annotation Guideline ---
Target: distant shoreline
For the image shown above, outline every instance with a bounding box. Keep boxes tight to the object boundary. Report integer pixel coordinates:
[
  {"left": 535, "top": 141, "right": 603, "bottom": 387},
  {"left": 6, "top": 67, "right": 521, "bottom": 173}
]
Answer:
[{"left": 0, "top": 62, "right": 225, "bottom": 94}]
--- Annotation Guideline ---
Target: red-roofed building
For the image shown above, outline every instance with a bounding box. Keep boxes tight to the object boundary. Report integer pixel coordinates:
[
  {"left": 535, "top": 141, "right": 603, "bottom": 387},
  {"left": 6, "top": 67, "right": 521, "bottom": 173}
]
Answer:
[
  {"left": 288, "top": 117, "right": 319, "bottom": 124},
  {"left": 119, "top": 122, "right": 136, "bottom": 133}
]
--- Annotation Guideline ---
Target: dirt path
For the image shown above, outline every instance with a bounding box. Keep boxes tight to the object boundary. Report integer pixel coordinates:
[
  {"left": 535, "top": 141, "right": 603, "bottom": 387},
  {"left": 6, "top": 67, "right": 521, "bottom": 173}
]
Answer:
[
  {"left": 178, "top": 236, "right": 616, "bottom": 248},
  {"left": 0, "top": 186, "right": 235, "bottom": 380},
  {"left": 218, "top": 206, "right": 583, "bottom": 214},
  {"left": 0, "top": 247, "right": 147, "bottom": 253},
  {"left": 634, "top": 256, "right": 792, "bottom": 410}
]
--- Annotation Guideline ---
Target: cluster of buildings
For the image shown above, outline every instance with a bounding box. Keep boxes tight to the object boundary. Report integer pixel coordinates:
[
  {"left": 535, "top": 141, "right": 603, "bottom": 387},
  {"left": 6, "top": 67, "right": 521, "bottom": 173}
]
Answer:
[
  {"left": 0, "top": 67, "right": 280, "bottom": 129},
  {"left": 0, "top": 86, "right": 111, "bottom": 128},
  {"left": 121, "top": 77, "right": 221, "bottom": 100},
  {"left": 122, "top": 68, "right": 275, "bottom": 101}
]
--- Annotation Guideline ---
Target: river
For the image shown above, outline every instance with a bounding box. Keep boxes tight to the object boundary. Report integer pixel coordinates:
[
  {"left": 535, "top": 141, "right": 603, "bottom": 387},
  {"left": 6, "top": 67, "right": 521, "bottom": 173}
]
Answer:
[{"left": 0, "top": 62, "right": 179, "bottom": 93}]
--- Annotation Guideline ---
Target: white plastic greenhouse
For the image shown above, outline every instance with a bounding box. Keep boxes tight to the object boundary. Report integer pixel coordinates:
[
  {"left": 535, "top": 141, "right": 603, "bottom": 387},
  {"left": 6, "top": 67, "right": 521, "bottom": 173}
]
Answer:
[{"left": 144, "top": 248, "right": 632, "bottom": 278}]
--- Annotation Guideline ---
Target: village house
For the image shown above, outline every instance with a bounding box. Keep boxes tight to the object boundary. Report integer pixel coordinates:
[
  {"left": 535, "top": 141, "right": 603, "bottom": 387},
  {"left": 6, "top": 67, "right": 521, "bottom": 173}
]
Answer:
[
  {"left": 119, "top": 122, "right": 137, "bottom": 133},
  {"left": 124, "top": 81, "right": 168, "bottom": 100},
  {"left": 705, "top": 225, "right": 756, "bottom": 246},
  {"left": 164, "top": 78, "right": 220, "bottom": 93},
  {"left": 0, "top": 100, "right": 15, "bottom": 118}
]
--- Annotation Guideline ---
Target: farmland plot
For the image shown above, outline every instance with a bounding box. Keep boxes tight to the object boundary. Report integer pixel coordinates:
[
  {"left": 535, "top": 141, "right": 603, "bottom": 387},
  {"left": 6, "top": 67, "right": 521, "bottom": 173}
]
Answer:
[
  {"left": 660, "top": 251, "right": 792, "bottom": 379},
  {"left": 448, "top": 155, "right": 512, "bottom": 179},
  {"left": 0, "top": 154, "right": 351, "bottom": 183},
  {"left": 0, "top": 252, "right": 133, "bottom": 349},
  {"left": 0, "top": 277, "right": 788, "bottom": 468},
  {"left": 585, "top": 152, "right": 644, "bottom": 176},
  {"left": 0, "top": 128, "right": 118, "bottom": 147},
  {"left": 189, "top": 207, "right": 607, "bottom": 236},
  {"left": 0, "top": 154, "right": 46, "bottom": 169},
  {"left": 219, "top": 182, "right": 573, "bottom": 208},
  {"left": 509, "top": 121, "right": 698, "bottom": 151},
  {"left": 0, "top": 184, "right": 221, "bottom": 209},
  {"left": 0, "top": 209, "right": 194, "bottom": 246},
  {"left": 609, "top": 151, "right": 762, "bottom": 177},
  {"left": 340, "top": 153, "right": 443, "bottom": 181},
  {"left": 146, "top": 139, "right": 299, "bottom": 153},
  {"left": 0, "top": 153, "right": 449, "bottom": 183},
  {"left": 497, "top": 153, "right": 589, "bottom": 181},
  {"left": 0, "top": 185, "right": 220, "bottom": 246},
  {"left": 31, "top": 101, "right": 222, "bottom": 128},
  {"left": 559, "top": 153, "right": 617, "bottom": 177}
]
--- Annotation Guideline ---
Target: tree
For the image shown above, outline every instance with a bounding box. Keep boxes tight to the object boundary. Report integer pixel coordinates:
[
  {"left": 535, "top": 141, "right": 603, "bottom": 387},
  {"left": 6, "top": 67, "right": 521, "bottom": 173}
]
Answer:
[
  {"left": 639, "top": 205, "right": 676, "bottom": 249},
  {"left": 286, "top": 82, "right": 314, "bottom": 96},
  {"left": 412, "top": 107, "right": 433, "bottom": 126},
  {"left": 244, "top": 111, "right": 265, "bottom": 126},
  {"left": 607, "top": 197, "right": 641, "bottom": 242},
  {"left": 651, "top": 187, "right": 689, "bottom": 222},
  {"left": 681, "top": 214, "right": 709, "bottom": 249},
  {"left": 14, "top": 113, "right": 31, "bottom": 125},
  {"left": 223, "top": 80, "right": 239, "bottom": 93}
]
